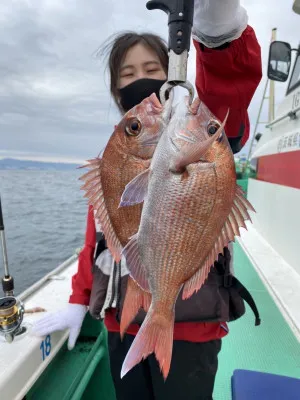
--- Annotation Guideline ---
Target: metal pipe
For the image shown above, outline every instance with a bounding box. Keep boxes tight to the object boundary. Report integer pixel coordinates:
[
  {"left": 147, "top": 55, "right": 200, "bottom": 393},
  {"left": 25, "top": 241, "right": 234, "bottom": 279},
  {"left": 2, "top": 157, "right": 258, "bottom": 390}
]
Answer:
[
  {"left": 242, "top": 28, "right": 277, "bottom": 172},
  {"left": 266, "top": 105, "right": 300, "bottom": 128},
  {"left": 19, "top": 252, "right": 79, "bottom": 302},
  {"left": 0, "top": 197, "right": 10, "bottom": 278},
  {"left": 268, "top": 28, "right": 277, "bottom": 123},
  {"left": 0, "top": 232, "right": 9, "bottom": 278},
  {"left": 243, "top": 79, "right": 269, "bottom": 172}
]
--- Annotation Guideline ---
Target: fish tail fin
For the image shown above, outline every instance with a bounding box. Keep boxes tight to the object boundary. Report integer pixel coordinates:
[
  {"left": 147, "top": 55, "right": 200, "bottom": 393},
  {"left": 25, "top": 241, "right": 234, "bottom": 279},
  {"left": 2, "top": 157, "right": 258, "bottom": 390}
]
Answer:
[
  {"left": 120, "top": 278, "right": 151, "bottom": 340},
  {"left": 121, "top": 306, "right": 174, "bottom": 380}
]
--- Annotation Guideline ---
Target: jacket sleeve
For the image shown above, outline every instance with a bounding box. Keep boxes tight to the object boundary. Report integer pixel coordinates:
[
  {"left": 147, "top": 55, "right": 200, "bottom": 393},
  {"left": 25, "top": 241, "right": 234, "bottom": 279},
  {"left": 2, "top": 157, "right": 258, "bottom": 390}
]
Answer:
[
  {"left": 69, "top": 205, "right": 96, "bottom": 305},
  {"left": 193, "top": 25, "right": 262, "bottom": 152}
]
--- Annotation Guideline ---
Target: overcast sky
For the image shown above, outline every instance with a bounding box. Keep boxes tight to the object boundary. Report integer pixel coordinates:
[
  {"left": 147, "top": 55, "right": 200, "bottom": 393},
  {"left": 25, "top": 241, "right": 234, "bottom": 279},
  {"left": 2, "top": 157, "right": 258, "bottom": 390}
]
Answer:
[{"left": 0, "top": 0, "right": 299, "bottom": 163}]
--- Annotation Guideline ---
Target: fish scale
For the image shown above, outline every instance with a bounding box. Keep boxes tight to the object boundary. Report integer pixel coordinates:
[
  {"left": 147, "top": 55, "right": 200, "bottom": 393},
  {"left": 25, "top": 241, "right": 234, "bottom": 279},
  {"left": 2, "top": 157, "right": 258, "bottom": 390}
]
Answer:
[
  {"left": 120, "top": 97, "right": 255, "bottom": 380},
  {"left": 80, "top": 93, "right": 173, "bottom": 337}
]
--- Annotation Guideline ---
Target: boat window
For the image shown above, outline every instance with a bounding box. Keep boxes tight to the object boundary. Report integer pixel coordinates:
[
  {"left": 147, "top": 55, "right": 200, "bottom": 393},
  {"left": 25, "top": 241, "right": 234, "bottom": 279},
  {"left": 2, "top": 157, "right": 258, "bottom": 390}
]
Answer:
[{"left": 287, "top": 54, "right": 300, "bottom": 94}]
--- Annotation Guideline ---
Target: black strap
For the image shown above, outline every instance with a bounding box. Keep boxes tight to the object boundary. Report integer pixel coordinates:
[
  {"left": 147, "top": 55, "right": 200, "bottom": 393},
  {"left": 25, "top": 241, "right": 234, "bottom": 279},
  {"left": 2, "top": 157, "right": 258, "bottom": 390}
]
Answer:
[
  {"left": 115, "top": 262, "right": 122, "bottom": 323},
  {"left": 215, "top": 246, "right": 261, "bottom": 326},
  {"left": 232, "top": 276, "right": 261, "bottom": 326},
  {"left": 93, "top": 232, "right": 107, "bottom": 264},
  {"left": 109, "top": 261, "right": 118, "bottom": 309}
]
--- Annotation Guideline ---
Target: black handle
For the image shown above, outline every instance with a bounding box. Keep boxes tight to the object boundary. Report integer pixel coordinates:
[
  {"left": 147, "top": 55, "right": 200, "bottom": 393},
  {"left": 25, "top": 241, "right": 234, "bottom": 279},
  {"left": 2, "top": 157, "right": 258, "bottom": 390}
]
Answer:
[
  {"left": 146, "top": 0, "right": 194, "bottom": 55},
  {"left": 0, "top": 196, "right": 4, "bottom": 231},
  {"left": 2, "top": 276, "right": 14, "bottom": 293}
]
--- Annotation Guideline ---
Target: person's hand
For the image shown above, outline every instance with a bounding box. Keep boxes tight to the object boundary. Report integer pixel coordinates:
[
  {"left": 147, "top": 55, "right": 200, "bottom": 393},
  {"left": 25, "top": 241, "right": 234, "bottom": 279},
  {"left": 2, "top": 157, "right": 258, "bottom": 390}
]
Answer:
[
  {"left": 31, "top": 303, "right": 87, "bottom": 350},
  {"left": 193, "top": 0, "right": 248, "bottom": 47}
]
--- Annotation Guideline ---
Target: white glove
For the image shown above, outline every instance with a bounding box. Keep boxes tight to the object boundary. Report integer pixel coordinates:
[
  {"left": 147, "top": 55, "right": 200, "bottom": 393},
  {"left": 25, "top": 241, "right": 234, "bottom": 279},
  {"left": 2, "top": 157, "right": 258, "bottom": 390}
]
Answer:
[
  {"left": 192, "top": 0, "right": 248, "bottom": 48},
  {"left": 31, "top": 303, "right": 87, "bottom": 350}
]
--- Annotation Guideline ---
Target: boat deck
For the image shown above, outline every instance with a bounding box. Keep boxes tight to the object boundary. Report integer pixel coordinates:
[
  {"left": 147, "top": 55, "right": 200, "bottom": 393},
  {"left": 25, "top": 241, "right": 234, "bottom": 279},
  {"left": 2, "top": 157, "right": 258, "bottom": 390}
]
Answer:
[
  {"left": 214, "top": 240, "right": 300, "bottom": 399},
  {"left": 26, "top": 237, "right": 300, "bottom": 400},
  {"left": 1, "top": 225, "right": 300, "bottom": 399}
]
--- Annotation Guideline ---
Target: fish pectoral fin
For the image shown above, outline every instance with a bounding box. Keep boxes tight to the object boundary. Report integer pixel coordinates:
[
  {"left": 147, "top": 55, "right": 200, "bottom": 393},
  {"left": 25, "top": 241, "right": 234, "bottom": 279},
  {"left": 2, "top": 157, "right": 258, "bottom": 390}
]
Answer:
[
  {"left": 171, "top": 110, "right": 229, "bottom": 172},
  {"left": 122, "top": 233, "right": 150, "bottom": 292},
  {"left": 119, "top": 169, "right": 150, "bottom": 207},
  {"left": 80, "top": 157, "right": 122, "bottom": 262}
]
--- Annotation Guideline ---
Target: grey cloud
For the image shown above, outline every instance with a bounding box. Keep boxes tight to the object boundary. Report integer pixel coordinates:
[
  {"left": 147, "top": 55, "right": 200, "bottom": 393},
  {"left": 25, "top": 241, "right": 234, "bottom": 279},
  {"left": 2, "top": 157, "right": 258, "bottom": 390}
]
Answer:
[{"left": 0, "top": 0, "right": 298, "bottom": 161}]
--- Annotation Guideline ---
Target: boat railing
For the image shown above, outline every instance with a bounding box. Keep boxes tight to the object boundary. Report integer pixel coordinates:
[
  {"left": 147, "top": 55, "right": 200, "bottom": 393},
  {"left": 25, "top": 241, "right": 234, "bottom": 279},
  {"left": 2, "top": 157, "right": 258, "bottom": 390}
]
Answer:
[
  {"left": 266, "top": 105, "right": 300, "bottom": 128},
  {"left": 19, "top": 249, "right": 81, "bottom": 302}
]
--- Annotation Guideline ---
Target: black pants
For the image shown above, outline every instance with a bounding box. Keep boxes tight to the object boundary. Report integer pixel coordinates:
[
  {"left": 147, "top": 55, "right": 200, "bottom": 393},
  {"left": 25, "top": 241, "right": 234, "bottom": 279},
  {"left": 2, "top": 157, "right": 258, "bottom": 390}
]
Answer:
[{"left": 108, "top": 332, "right": 221, "bottom": 400}]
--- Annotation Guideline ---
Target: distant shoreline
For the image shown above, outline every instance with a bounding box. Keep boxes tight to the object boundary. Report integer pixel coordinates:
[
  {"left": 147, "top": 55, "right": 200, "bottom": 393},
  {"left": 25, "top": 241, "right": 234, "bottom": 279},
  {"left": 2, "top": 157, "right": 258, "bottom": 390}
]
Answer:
[{"left": 0, "top": 158, "right": 80, "bottom": 171}]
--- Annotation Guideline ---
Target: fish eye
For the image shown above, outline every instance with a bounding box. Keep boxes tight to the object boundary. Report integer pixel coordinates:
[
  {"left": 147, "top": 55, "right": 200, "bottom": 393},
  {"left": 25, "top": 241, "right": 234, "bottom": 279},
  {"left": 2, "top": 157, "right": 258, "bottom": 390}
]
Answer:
[
  {"left": 207, "top": 120, "right": 221, "bottom": 136},
  {"left": 125, "top": 118, "right": 142, "bottom": 136}
]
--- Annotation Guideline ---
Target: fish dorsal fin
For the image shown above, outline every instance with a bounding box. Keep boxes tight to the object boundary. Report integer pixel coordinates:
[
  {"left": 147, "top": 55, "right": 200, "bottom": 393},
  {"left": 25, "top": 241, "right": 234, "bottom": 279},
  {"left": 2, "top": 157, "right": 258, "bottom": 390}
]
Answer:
[
  {"left": 80, "top": 158, "right": 123, "bottom": 262},
  {"left": 119, "top": 169, "right": 150, "bottom": 207},
  {"left": 122, "top": 233, "right": 150, "bottom": 292},
  {"left": 183, "top": 185, "right": 255, "bottom": 299}
]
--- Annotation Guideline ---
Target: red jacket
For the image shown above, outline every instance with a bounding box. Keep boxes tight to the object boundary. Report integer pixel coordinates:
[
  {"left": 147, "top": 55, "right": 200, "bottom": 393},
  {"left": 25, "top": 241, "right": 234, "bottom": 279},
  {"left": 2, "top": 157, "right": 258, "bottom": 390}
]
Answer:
[{"left": 69, "top": 25, "right": 262, "bottom": 342}]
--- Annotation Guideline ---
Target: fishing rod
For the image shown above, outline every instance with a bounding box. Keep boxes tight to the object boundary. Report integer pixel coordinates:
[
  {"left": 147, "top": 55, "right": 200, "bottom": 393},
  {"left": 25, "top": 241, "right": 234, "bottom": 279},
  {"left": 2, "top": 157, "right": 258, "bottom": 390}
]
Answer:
[
  {"left": 0, "top": 196, "right": 24, "bottom": 343},
  {"left": 146, "top": 0, "right": 195, "bottom": 104}
]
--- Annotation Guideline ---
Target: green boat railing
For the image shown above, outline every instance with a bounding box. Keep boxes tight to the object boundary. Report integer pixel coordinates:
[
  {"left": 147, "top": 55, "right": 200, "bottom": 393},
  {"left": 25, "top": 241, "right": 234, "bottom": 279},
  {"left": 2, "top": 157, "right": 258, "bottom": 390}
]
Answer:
[{"left": 26, "top": 315, "right": 116, "bottom": 400}]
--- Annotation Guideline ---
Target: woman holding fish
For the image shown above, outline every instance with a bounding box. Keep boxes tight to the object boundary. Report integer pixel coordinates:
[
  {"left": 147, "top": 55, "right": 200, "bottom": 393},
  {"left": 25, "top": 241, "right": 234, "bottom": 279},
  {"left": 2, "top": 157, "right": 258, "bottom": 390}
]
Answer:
[{"left": 33, "top": 0, "right": 262, "bottom": 399}]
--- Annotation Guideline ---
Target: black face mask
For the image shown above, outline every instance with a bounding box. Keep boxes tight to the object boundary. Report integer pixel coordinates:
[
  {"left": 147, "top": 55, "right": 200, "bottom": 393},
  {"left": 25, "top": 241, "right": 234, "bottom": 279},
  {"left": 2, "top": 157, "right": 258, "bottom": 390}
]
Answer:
[{"left": 118, "top": 78, "right": 166, "bottom": 112}]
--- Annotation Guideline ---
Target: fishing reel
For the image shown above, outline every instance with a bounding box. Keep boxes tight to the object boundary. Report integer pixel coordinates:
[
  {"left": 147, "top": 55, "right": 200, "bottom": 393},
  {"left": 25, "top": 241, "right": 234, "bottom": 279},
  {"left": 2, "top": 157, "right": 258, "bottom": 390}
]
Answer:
[
  {"left": 0, "top": 295, "right": 25, "bottom": 343},
  {"left": 0, "top": 197, "right": 25, "bottom": 343}
]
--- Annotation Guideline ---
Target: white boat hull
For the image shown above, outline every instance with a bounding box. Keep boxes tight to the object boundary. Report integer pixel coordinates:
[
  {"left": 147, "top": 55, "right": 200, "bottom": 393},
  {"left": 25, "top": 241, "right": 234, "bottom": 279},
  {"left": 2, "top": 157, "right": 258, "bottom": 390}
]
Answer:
[{"left": 0, "top": 256, "right": 79, "bottom": 400}]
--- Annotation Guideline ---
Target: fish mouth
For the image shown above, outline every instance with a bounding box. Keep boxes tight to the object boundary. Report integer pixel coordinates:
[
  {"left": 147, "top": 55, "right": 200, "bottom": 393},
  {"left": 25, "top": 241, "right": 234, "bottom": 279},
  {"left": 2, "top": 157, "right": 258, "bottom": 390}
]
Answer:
[
  {"left": 141, "top": 91, "right": 174, "bottom": 148},
  {"left": 141, "top": 93, "right": 174, "bottom": 148}
]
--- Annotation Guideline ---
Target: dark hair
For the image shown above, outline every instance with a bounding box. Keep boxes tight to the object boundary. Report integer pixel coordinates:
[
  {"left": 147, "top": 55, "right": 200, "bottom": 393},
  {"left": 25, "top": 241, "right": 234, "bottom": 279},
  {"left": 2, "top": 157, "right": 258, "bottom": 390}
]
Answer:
[{"left": 98, "top": 31, "right": 168, "bottom": 113}]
